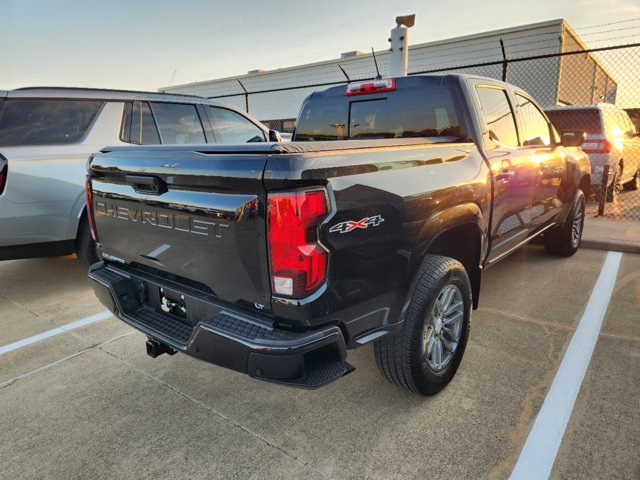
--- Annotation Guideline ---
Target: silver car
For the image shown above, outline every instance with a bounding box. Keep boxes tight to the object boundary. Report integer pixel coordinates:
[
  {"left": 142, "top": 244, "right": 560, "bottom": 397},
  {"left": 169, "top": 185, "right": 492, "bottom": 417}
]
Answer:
[
  {"left": 546, "top": 103, "right": 640, "bottom": 202},
  {"left": 0, "top": 87, "right": 275, "bottom": 266}
]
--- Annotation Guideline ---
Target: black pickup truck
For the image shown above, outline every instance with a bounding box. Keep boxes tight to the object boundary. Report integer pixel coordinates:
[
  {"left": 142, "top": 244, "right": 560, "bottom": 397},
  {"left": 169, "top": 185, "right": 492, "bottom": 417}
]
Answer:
[{"left": 87, "top": 75, "right": 590, "bottom": 395}]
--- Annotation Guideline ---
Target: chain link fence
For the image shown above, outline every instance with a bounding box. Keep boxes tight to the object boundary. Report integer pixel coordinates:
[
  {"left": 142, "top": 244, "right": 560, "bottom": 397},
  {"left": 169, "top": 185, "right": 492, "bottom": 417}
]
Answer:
[{"left": 208, "top": 43, "right": 640, "bottom": 220}]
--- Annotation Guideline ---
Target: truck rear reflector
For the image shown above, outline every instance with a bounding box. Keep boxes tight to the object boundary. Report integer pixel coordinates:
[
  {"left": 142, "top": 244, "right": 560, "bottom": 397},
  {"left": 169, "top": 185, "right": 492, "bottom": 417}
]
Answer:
[
  {"left": 346, "top": 78, "right": 395, "bottom": 96},
  {"left": 267, "top": 189, "right": 329, "bottom": 297}
]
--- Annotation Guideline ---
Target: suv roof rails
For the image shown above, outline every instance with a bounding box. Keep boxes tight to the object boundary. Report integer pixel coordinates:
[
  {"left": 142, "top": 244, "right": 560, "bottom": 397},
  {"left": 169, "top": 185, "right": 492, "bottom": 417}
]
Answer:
[{"left": 12, "top": 86, "right": 205, "bottom": 99}]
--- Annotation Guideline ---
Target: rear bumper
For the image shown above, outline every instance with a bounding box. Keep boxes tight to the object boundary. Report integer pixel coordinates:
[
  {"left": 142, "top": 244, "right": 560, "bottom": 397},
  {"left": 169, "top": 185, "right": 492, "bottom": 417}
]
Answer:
[{"left": 88, "top": 262, "right": 353, "bottom": 388}]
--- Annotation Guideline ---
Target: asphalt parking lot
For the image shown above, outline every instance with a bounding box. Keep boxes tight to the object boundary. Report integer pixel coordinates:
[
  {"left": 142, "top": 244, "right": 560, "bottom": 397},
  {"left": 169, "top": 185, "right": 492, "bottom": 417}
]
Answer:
[{"left": 1, "top": 245, "right": 638, "bottom": 480}]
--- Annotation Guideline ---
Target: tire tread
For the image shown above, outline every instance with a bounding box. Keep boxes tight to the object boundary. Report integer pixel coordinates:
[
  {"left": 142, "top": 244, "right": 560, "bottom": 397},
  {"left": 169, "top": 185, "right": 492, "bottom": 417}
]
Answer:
[
  {"left": 374, "top": 255, "right": 471, "bottom": 395},
  {"left": 544, "top": 190, "right": 585, "bottom": 257}
]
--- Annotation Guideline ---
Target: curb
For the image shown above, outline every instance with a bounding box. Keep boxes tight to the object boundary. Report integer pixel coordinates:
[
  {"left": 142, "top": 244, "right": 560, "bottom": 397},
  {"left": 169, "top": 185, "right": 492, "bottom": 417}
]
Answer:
[
  {"left": 582, "top": 217, "right": 640, "bottom": 254},
  {"left": 581, "top": 239, "right": 640, "bottom": 254}
]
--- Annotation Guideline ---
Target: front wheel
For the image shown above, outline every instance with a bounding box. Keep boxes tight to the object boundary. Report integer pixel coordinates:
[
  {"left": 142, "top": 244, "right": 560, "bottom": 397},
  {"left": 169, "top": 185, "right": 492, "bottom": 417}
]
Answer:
[
  {"left": 374, "top": 255, "right": 472, "bottom": 395},
  {"left": 544, "top": 189, "right": 585, "bottom": 257}
]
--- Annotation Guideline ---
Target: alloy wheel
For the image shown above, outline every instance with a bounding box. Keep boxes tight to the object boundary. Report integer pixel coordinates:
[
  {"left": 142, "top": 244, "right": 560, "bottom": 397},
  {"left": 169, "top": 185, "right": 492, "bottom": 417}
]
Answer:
[{"left": 421, "top": 285, "right": 464, "bottom": 372}]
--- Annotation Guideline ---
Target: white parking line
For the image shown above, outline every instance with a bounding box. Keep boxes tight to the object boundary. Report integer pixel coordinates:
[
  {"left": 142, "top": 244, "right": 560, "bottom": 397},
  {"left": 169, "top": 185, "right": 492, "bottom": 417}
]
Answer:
[
  {"left": 509, "top": 251, "right": 623, "bottom": 480},
  {"left": 0, "top": 311, "right": 112, "bottom": 356}
]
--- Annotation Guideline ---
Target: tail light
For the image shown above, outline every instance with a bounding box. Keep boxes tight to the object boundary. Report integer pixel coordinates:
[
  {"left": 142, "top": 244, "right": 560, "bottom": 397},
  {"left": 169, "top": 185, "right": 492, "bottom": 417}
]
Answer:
[
  {"left": 85, "top": 176, "right": 98, "bottom": 241},
  {"left": 346, "top": 78, "right": 395, "bottom": 96},
  {"left": 267, "top": 189, "right": 329, "bottom": 297},
  {"left": 0, "top": 156, "right": 7, "bottom": 195},
  {"left": 583, "top": 139, "right": 612, "bottom": 154}
]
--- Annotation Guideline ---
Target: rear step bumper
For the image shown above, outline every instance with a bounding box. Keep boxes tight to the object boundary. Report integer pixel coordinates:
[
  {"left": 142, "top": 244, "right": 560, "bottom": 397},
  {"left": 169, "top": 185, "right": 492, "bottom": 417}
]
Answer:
[{"left": 88, "top": 262, "right": 353, "bottom": 388}]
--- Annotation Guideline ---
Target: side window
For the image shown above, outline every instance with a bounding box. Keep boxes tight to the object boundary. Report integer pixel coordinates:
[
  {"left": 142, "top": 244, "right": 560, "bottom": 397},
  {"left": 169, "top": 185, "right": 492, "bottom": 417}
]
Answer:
[
  {"left": 0, "top": 100, "right": 103, "bottom": 146},
  {"left": 130, "top": 101, "right": 160, "bottom": 145},
  {"left": 208, "top": 107, "right": 266, "bottom": 143},
  {"left": 150, "top": 102, "right": 206, "bottom": 144},
  {"left": 515, "top": 94, "right": 551, "bottom": 146},
  {"left": 119, "top": 102, "right": 132, "bottom": 143},
  {"left": 475, "top": 86, "right": 519, "bottom": 148}
]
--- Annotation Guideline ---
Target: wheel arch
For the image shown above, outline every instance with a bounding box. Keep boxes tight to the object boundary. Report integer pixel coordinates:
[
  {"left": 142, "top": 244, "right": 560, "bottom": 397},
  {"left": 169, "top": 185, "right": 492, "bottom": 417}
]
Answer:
[
  {"left": 413, "top": 203, "right": 486, "bottom": 309},
  {"left": 74, "top": 205, "right": 89, "bottom": 250},
  {"left": 578, "top": 173, "right": 591, "bottom": 193}
]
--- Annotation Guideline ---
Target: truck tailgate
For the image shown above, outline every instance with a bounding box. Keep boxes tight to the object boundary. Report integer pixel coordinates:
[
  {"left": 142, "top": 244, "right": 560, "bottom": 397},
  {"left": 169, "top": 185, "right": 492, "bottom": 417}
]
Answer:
[{"left": 88, "top": 147, "right": 271, "bottom": 312}]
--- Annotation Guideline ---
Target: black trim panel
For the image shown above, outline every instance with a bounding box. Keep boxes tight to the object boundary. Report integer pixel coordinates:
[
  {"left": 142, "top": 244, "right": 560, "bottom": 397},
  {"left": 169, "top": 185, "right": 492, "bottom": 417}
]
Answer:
[{"left": 0, "top": 240, "right": 75, "bottom": 261}]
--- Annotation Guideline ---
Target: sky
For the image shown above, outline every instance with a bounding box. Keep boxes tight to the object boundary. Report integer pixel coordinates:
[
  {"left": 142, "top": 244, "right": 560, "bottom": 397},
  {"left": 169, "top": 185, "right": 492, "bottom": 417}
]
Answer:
[{"left": 2, "top": 0, "right": 640, "bottom": 92}]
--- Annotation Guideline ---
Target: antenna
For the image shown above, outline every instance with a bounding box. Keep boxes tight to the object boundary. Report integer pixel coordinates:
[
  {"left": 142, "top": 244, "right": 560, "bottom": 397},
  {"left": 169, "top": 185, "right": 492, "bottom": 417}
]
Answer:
[
  {"left": 168, "top": 69, "right": 177, "bottom": 87},
  {"left": 338, "top": 64, "right": 351, "bottom": 82},
  {"left": 371, "top": 47, "right": 381, "bottom": 79}
]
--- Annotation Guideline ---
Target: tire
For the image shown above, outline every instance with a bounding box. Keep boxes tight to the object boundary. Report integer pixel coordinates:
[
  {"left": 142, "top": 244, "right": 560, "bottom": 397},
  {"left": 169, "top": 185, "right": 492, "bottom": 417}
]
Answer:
[
  {"left": 75, "top": 215, "right": 100, "bottom": 268},
  {"left": 374, "top": 255, "right": 472, "bottom": 395},
  {"left": 544, "top": 189, "right": 585, "bottom": 257},
  {"left": 623, "top": 168, "right": 639, "bottom": 191},
  {"left": 605, "top": 163, "right": 622, "bottom": 203}
]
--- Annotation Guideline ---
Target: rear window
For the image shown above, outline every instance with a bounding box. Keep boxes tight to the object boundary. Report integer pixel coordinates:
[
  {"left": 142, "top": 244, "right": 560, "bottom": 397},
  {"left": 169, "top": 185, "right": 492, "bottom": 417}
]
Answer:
[
  {"left": 294, "top": 85, "right": 461, "bottom": 142},
  {"left": 545, "top": 109, "right": 603, "bottom": 135},
  {"left": 0, "top": 100, "right": 103, "bottom": 146}
]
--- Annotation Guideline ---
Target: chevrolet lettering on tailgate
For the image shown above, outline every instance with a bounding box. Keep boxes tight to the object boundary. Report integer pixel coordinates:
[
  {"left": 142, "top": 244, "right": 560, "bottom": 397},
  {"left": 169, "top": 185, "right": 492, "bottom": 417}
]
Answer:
[{"left": 94, "top": 201, "right": 229, "bottom": 238}]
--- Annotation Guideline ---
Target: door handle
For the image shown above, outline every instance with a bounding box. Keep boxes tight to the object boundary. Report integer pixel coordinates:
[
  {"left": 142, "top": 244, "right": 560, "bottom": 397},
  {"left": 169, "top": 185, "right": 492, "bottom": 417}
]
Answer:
[{"left": 495, "top": 169, "right": 515, "bottom": 182}]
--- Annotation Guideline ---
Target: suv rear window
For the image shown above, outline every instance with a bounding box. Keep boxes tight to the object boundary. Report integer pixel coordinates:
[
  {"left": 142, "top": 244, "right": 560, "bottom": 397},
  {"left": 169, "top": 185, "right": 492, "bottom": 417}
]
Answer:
[
  {"left": 0, "top": 100, "right": 103, "bottom": 146},
  {"left": 545, "top": 109, "right": 603, "bottom": 135},
  {"left": 295, "top": 84, "right": 461, "bottom": 142}
]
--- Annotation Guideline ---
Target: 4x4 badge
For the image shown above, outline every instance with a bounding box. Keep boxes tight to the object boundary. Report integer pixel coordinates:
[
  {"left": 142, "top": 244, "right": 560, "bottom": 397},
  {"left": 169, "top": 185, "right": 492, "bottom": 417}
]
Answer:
[{"left": 329, "top": 215, "right": 384, "bottom": 234}]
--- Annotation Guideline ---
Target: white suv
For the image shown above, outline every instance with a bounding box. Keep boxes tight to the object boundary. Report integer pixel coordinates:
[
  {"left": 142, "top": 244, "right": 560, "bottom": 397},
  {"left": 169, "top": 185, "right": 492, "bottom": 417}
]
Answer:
[
  {"left": 0, "top": 87, "right": 275, "bottom": 266},
  {"left": 546, "top": 103, "right": 640, "bottom": 202}
]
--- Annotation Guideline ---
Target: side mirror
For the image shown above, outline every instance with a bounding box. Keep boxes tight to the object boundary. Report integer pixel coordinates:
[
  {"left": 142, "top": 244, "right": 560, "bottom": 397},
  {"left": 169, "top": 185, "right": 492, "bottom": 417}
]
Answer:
[
  {"left": 560, "top": 130, "right": 586, "bottom": 148},
  {"left": 269, "top": 130, "right": 282, "bottom": 142}
]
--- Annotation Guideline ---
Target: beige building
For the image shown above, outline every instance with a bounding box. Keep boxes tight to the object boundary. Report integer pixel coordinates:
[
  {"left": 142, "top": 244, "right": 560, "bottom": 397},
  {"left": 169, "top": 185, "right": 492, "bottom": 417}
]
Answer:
[{"left": 163, "top": 19, "right": 616, "bottom": 132}]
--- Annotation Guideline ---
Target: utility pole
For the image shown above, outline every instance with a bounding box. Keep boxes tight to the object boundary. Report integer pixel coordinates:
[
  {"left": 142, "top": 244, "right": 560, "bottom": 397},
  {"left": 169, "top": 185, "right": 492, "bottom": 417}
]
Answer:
[{"left": 388, "top": 14, "right": 415, "bottom": 77}]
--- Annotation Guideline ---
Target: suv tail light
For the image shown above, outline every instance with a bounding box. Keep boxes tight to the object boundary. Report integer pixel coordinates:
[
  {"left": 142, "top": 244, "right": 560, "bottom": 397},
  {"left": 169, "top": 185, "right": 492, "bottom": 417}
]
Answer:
[
  {"left": 0, "top": 156, "right": 7, "bottom": 195},
  {"left": 346, "top": 78, "right": 395, "bottom": 96},
  {"left": 583, "top": 139, "right": 612, "bottom": 154},
  {"left": 267, "top": 189, "right": 329, "bottom": 297},
  {"left": 85, "top": 176, "right": 98, "bottom": 241}
]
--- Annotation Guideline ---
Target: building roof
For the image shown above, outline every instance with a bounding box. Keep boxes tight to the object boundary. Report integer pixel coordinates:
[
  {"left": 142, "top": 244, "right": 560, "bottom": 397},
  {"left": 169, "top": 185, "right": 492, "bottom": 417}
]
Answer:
[{"left": 162, "top": 19, "right": 566, "bottom": 92}]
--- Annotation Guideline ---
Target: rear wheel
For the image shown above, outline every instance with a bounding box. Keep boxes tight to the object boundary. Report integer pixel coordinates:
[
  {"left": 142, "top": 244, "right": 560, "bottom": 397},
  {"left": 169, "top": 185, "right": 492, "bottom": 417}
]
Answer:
[
  {"left": 623, "top": 168, "right": 639, "bottom": 191},
  {"left": 374, "top": 255, "right": 471, "bottom": 395},
  {"left": 602, "top": 163, "right": 622, "bottom": 203},
  {"left": 75, "top": 215, "right": 100, "bottom": 268},
  {"left": 544, "top": 189, "right": 585, "bottom": 257}
]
